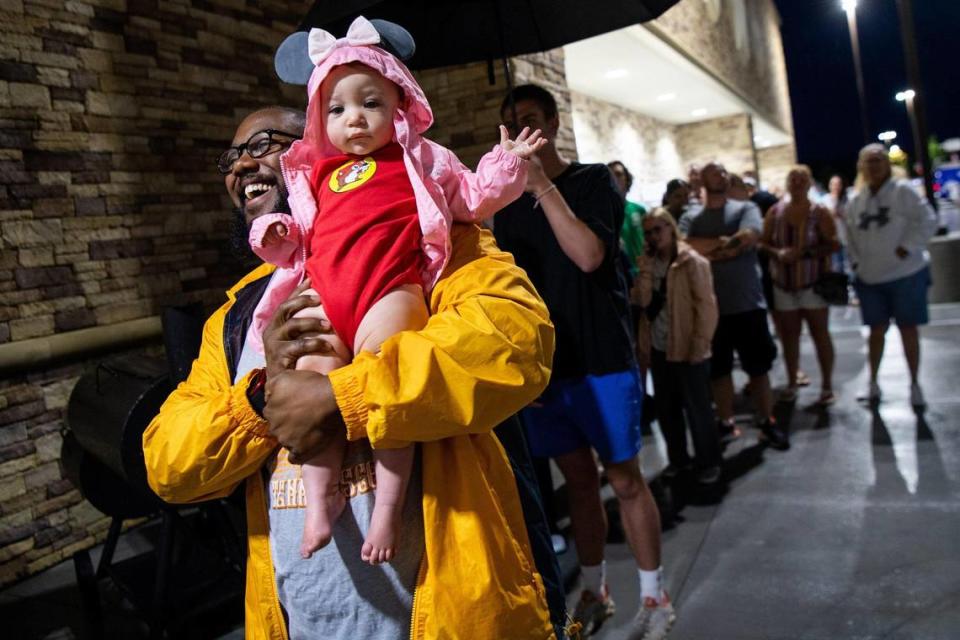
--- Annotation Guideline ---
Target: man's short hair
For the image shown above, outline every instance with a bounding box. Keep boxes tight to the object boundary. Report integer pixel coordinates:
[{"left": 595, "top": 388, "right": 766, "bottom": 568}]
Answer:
[
  {"left": 607, "top": 160, "right": 634, "bottom": 192},
  {"left": 500, "top": 84, "right": 558, "bottom": 120}
]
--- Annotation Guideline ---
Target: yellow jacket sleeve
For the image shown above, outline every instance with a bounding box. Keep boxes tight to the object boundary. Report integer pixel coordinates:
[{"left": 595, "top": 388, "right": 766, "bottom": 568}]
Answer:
[
  {"left": 329, "top": 224, "right": 555, "bottom": 447},
  {"left": 142, "top": 295, "right": 278, "bottom": 504}
]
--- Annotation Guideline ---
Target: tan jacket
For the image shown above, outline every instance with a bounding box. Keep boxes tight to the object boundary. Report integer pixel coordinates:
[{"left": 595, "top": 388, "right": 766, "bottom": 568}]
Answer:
[{"left": 635, "top": 242, "right": 718, "bottom": 366}]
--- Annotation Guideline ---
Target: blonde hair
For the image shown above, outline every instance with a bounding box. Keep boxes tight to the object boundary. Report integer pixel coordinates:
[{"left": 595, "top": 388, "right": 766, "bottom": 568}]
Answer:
[{"left": 643, "top": 207, "right": 681, "bottom": 249}]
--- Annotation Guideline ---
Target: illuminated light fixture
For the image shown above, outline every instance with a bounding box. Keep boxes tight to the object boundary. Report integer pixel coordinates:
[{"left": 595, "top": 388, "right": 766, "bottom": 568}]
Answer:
[
  {"left": 841, "top": 0, "right": 857, "bottom": 15},
  {"left": 691, "top": 108, "right": 708, "bottom": 117},
  {"left": 656, "top": 93, "right": 676, "bottom": 102},
  {"left": 890, "top": 144, "right": 902, "bottom": 153},
  {"left": 603, "top": 68, "right": 629, "bottom": 79},
  {"left": 895, "top": 89, "right": 916, "bottom": 102},
  {"left": 878, "top": 130, "right": 898, "bottom": 142}
]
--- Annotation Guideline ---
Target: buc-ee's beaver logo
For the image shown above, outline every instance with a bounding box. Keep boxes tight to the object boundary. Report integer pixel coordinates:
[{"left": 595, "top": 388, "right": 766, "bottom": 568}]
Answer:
[{"left": 329, "top": 157, "right": 376, "bottom": 193}]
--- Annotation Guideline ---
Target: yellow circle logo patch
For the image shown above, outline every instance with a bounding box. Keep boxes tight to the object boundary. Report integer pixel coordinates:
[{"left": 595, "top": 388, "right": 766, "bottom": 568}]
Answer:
[{"left": 328, "top": 157, "right": 377, "bottom": 193}]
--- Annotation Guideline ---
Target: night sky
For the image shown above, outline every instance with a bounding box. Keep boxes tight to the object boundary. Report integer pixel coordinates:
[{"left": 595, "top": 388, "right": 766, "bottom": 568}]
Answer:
[{"left": 773, "top": 0, "right": 960, "bottom": 183}]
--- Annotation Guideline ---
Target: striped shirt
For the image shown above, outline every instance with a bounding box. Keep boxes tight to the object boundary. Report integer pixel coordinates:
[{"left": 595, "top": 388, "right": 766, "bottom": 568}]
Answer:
[{"left": 763, "top": 201, "right": 838, "bottom": 291}]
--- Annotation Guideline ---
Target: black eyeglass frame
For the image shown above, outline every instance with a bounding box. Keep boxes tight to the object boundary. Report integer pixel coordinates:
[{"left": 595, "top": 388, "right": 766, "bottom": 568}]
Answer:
[{"left": 217, "top": 128, "right": 302, "bottom": 175}]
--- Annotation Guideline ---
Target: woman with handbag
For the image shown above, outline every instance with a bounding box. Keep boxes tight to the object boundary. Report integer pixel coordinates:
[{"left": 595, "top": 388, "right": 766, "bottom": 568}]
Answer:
[
  {"left": 760, "top": 165, "right": 841, "bottom": 405},
  {"left": 635, "top": 209, "right": 722, "bottom": 484}
]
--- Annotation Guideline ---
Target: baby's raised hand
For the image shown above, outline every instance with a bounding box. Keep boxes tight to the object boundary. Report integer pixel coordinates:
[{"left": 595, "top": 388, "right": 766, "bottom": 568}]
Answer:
[
  {"left": 262, "top": 221, "right": 289, "bottom": 247},
  {"left": 499, "top": 125, "right": 547, "bottom": 160}
]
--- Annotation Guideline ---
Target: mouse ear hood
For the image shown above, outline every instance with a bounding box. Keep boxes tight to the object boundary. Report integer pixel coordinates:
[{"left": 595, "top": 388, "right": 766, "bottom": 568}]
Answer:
[{"left": 274, "top": 17, "right": 416, "bottom": 86}]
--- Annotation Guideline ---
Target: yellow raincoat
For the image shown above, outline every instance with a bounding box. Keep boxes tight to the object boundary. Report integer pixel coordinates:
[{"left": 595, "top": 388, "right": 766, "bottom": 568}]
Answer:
[{"left": 143, "top": 224, "right": 557, "bottom": 639}]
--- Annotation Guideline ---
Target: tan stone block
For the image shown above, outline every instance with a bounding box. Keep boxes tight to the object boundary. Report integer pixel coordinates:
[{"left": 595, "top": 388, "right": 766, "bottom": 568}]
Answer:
[
  {"left": 34, "top": 432, "right": 62, "bottom": 463},
  {"left": 18, "top": 248, "right": 54, "bottom": 268},
  {"left": 51, "top": 99, "right": 85, "bottom": 114},
  {"left": 9, "top": 315, "right": 54, "bottom": 341},
  {"left": 8, "top": 82, "right": 51, "bottom": 109},
  {"left": 0, "top": 454, "right": 37, "bottom": 479},
  {"left": 85, "top": 91, "right": 139, "bottom": 118},
  {"left": 91, "top": 31, "right": 124, "bottom": 52},
  {"left": 86, "top": 133, "right": 126, "bottom": 153},
  {"left": 73, "top": 269, "right": 106, "bottom": 282},
  {"left": 26, "top": 550, "right": 63, "bottom": 575},
  {"left": 93, "top": 299, "right": 151, "bottom": 325},
  {"left": 67, "top": 500, "right": 102, "bottom": 527},
  {"left": 1, "top": 220, "right": 63, "bottom": 248},
  {"left": 33, "top": 489, "right": 81, "bottom": 518},
  {"left": 62, "top": 226, "right": 127, "bottom": 244},
  {"left": 0, "top": 0, "right": 25, "bottom": 13},
  {"left": 18, "top": 300, "right": 55, "bottom": 318},
  {"left": 77, "top": 47, "right": 111, "bottom": 72},
  {"left": 33, "top": 131, "right": 90, "bottom": 151},
  {"left": 0, "top": 475, "right": 25, "bottom": 501},
  {"left": 35, "top": 66, "right": 71, "bottom": 88},
  {"left": 36, "top": 171, "right": 71, "bottom": 186},
  {"left": 20, "top": 50, "right": 79, "bottom": 70},
  {"left": 41, "top": 377, "right": 77, "bottom": 411},
  {"left": 0, "top": 538, "right": 33, "bottom": 564}
]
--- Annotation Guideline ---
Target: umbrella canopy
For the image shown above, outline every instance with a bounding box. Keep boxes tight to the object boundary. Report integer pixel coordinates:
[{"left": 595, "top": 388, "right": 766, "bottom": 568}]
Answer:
[{"left": 295, "top": 0, "right": 680, "bottom": 71}]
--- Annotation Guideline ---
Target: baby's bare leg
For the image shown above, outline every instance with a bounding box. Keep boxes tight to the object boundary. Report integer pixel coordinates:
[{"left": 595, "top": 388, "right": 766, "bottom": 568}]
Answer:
[
  {"left": 354, "top": 285, "right": 428, "bottom": 565},
  {"left": 299, "top": 436, "right": 347, "bottom": 558},
  {"left": 292, "top": 287, "right": 351, "bottom": 374},
  {"left": 293, "top": 288, "right": 351, "bottom": 558}
]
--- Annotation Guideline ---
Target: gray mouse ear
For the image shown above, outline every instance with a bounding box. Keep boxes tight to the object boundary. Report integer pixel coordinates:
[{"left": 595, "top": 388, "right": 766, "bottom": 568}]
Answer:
[
  {"left": 369, "top": 19, "right": 416, "bottom": 62},
  {"left": 275, "top": 31, "right": 313, "bottom": 85}
]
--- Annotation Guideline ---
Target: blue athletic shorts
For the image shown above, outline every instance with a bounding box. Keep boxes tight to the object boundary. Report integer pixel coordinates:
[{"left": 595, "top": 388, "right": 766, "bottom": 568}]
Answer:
[
  {"left": 854, "top": 266, "right": 931, "bottom": 327},
  {"left": 521, "top": 368, "right": 643, "bottom": 464}
]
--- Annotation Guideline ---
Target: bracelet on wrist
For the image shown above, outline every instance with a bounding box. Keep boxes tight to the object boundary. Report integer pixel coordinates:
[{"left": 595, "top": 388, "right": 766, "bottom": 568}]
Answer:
[{"left": 533, "top": 184, "right": 558, "bottom": 209}]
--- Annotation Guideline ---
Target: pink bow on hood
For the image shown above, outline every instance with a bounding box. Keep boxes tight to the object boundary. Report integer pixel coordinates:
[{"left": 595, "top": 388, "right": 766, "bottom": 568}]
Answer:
[{"left": 245, "top": 16, "right": 526, "bottom": 355}]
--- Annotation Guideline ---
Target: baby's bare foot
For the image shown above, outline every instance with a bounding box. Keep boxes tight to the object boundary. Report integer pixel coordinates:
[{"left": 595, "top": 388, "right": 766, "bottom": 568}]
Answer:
[
  {"left": 361, "top": 505, "right": 401, "bottom": 565},
  {"left": 300, "top": 487, "right": 346, "bottom": 559}
]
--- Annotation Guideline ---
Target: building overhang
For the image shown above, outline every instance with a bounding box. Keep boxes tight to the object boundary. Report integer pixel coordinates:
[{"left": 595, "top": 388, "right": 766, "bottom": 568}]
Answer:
[{"left": 563, "top": 24, "right": 792, "bottom": 150}]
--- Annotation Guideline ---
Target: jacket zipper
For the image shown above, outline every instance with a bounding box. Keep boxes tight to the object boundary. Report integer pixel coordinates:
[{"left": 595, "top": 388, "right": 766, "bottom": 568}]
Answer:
[{"left": 408, "top": 554, "right": 427, "bottom": 640}]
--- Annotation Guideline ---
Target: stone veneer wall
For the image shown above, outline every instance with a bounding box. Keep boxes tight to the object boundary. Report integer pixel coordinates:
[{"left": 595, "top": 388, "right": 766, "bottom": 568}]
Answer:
[
  {"left": 757, "top": 142, "right": 798, "bottom": 193},
  {"left": 570, "top": 91, "right": 683, "bottom": 207},
  {"left": 0, "top": 0, "right": 305, "bottom": 587},
  {"left": 675, "top": 113, "right": 757, "bottom": 178},
  {"left": 650, "top": 0, "right": 793, "bottom": 135},
  {"left": 0, "top": 6, "right": 576, "bottom": 586}
]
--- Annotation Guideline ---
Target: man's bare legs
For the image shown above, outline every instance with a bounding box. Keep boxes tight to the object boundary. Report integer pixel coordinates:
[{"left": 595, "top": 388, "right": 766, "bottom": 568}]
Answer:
[
  {"left": 868, "top": 323, "right": 888, "bottom": 385},
  {"left": 554, "top": 448, "right": 606, "bottom": 568},
  {"left": 711, "top": 375, "right": 735, "bottom": 423},
  {"left": 605, "top": 459, "right": 661, "bottom": 571}
]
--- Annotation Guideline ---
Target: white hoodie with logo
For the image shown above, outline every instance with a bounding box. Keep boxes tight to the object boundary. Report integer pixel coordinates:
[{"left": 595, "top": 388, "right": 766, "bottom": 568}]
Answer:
[{"left": 844, "top": 178, "right": 937, "bottom": 285}]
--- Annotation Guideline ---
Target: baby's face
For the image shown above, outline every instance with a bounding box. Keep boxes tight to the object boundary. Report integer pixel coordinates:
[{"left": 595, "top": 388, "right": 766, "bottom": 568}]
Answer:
[{"left": 322, "top": 64, "right": 401, "bottom": 156}]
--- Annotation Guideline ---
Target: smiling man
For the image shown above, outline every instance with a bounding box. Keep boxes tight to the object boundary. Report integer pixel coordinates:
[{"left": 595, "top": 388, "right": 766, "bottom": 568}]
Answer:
[{"left": 143, "top": 106, "right": 565, "bottom": 639}]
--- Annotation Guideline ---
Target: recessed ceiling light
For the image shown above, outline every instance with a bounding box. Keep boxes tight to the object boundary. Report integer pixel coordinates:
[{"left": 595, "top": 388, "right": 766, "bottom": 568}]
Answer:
[
  {"left": 603, "top": 68, "right": 629, "bottom": 79},
  {"left": 691, "top": 108, "right": 708, "bottom": 117},
  {"left": 656, "top": 93, "right": 677, "bottom": 102}
]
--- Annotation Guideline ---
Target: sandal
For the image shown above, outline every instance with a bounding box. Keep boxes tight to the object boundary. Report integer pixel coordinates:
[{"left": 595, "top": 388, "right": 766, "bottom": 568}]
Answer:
[
  {"left": 817, "top": 390, "right": 836, "bottom": 406},
  {"left": 779, "top": 386, "right": 798, "bottom": 403},
  {"left": 796, "top": 371, "right": 811, "bottom": 387}
]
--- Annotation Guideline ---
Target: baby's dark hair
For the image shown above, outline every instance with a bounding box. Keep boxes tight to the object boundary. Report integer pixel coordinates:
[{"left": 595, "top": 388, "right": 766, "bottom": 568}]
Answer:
[{"left": 500, "top": 84, "right": 558, "bottom": 120}]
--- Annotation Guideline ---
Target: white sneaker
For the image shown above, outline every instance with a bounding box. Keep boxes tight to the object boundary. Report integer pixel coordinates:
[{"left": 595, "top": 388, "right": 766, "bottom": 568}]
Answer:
[
  {"left": 627, "top": 593, "right": 676, "bottom": 640},
  {"left": 910, "top": 383, "right": 926, "bottom": 409}
]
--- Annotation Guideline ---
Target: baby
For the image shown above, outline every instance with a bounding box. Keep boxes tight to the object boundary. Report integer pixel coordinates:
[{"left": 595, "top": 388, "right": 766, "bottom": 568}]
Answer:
[{"left": 246, "top": 17, "right": 545, "bottom": 564}]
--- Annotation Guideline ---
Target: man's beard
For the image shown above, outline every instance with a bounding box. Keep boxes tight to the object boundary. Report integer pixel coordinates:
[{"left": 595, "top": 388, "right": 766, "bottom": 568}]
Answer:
[{"left": 227, "top": 190, "right": 292, "bottom": 262}]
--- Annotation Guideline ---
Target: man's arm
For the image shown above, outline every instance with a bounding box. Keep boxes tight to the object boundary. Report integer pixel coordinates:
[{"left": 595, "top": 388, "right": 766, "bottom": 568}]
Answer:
[
  {"left": 528, "top": 159, "right": 607, "bottom": 272},
  {"left": 710, "top": 202, "right": 762, "bottom": 262},
  {"left": 898, "top": 186, "right": 938, "bottom": 255},
  {"left": 143, "top": 299, "right": 278, "bottom": 503},
  {"left": 331, "top": 224, "right": 555, "bottom": 446}
]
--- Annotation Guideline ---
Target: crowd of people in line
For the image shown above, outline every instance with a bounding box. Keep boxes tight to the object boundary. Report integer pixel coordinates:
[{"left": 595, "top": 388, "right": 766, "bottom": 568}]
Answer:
[{"left": 141, "top": 17, "right": 939, "bottom": 640}]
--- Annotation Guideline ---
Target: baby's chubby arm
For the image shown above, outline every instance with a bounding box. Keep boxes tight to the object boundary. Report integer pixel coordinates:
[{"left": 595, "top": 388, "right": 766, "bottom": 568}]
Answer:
[
  {"left": 439, "top": 131, "right": 543, "bottom": 223},
  {"left": 248, "top": 212, "right": 304, "bottom": 268}
]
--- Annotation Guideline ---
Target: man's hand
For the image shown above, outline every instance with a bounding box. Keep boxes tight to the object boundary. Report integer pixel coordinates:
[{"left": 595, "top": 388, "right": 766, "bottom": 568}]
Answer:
[
  {"left": 895, "top": 246, "right": 909, "bottom": 259},
  {"left": 499, "top": 125, "right": 547, "bottom": 160},
  {"left": 263, "top": 280, "right": 337, "bottom": 380},
  {"left": 523, "top": 153, "right": 553, "bottom": 194},
  {"left": 264, "top": 370, "right": 345, "bottom": 465}
]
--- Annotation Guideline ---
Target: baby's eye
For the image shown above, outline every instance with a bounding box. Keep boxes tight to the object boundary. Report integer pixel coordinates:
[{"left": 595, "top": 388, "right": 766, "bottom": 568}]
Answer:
[
  {"left": 364, "top": 100, "right": 380, "bottom": 109},
  {"left": 328, "top": 105, "right": 344, "bottom": 115}
]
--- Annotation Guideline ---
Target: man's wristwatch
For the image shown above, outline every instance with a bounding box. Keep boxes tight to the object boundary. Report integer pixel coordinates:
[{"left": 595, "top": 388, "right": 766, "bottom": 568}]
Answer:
[{"left": 246, "top": 368, "right": 267, "bottom": 417}]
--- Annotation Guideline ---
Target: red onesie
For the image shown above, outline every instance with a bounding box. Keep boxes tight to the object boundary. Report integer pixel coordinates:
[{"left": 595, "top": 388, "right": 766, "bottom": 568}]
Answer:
[{"left": 305, "top": 142, "right": 424, "bottom": 352}]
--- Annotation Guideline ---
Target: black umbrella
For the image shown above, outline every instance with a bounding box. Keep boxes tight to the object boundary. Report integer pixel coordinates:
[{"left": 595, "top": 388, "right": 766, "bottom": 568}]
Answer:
[{"left": 293, "top": 0, "right": 680, "bottom": 71}]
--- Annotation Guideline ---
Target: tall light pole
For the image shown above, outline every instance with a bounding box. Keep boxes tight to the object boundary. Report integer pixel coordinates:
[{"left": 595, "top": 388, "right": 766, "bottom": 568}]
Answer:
[
  {"left": 894, "top": 0, "right": 938, "bottom": 210},
  {"left": 842, "top": 0, "right": 870, "bottom": 145}
]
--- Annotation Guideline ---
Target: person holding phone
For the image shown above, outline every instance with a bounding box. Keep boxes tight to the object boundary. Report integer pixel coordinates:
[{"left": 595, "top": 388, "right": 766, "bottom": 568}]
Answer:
[{"left": 635, "top": 209, "right": 722, "bottom": 484}]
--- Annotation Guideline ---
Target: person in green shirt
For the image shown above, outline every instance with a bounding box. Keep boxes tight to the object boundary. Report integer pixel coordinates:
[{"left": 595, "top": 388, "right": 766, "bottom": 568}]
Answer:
[{"left": 608, "top": 160, "right": 647, "bottom": 276}]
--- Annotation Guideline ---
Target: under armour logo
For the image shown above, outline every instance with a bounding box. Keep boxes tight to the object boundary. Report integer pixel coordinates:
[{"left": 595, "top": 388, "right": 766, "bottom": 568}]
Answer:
[{"left": 858, "top": 207, "right": 890, "bottom": 230}]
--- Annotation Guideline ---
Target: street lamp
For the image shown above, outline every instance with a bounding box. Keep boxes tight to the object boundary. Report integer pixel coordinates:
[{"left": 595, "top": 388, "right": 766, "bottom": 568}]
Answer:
[
  {"left": 895, "top": 90, "right": 916, "bottom": 102},
  {"left": 841, "top": 0, "right": 870, "bottom": 144},
  {"left": 878, "top": 131, "right": 898, "bottom": 145}
]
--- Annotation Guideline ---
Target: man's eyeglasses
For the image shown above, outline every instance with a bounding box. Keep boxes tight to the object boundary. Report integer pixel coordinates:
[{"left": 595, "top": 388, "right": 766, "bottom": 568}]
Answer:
[{"left": 217, "top": 129, "right": 302, "bottom": 175}]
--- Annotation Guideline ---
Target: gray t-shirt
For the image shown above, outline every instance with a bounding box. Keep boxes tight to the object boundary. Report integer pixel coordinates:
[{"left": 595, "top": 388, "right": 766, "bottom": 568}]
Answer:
[
  {"left": 235, "top": 338, "right": 424, "bottom": 640},
  {"left": 679, "top": 200, "right": 766, "bottom": 315}
]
